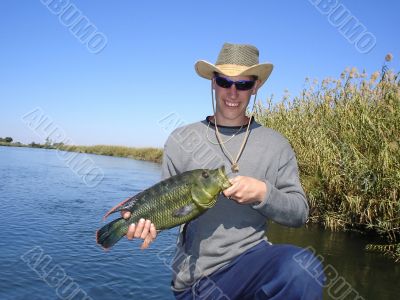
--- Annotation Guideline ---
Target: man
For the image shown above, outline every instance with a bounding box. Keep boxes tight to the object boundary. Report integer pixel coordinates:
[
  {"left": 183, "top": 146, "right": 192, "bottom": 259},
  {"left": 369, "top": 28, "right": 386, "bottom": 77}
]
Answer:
[{"left": 122, "top": 43, "right": 324, "bottom": 299}]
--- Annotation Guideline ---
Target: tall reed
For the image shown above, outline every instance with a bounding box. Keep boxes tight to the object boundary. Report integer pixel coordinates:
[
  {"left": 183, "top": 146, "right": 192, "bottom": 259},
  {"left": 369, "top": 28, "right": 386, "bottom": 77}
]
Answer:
[{"left": 254, "top": 58, "right": 399, "bottom": 260}]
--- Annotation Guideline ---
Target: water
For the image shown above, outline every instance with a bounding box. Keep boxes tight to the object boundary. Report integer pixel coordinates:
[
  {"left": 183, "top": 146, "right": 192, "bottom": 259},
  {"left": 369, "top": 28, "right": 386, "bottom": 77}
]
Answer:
[
  {"left": 0, "top": 147, "right": 398, "bottom": 300},
  {"left": 267, "top": 223, "right": 400, "bottom": 300},
  {"left": 0, "top": 147, "right": 176, "bottom": 300}
]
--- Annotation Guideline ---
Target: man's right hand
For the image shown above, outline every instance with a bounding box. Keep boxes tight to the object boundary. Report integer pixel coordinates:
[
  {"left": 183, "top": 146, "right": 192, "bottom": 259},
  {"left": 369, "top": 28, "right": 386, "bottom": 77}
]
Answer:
[{"left": 121, "top": 211, "right": 157, "bottom": 249}]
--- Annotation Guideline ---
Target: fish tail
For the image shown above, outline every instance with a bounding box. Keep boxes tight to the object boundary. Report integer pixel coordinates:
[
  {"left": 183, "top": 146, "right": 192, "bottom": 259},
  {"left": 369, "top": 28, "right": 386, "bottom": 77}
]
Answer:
[
  {"left": 102, "top": 197, "right": 131, "bottom": 220},
  {"left": 96, "top": 217, "right": 128, "bottom": 249}
]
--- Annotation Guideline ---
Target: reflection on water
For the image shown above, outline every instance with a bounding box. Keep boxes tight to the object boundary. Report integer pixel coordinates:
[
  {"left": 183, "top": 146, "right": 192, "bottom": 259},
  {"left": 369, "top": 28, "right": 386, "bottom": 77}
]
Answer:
[
  {"left": 0, "top": 146, "right": 398, "bottom": 300},
  {"left": 267, "top": 222, "right": 400, "bottom": 300}
]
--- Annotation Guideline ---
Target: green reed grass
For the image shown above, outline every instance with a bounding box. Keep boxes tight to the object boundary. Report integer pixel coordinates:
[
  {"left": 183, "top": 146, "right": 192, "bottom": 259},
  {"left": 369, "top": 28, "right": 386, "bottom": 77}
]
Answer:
[
  {"left": 57, "top": 144, "right": 163, "bottom": 164},
  {"left": 254, "top": 61, "right": 400, "bottom": 261}
]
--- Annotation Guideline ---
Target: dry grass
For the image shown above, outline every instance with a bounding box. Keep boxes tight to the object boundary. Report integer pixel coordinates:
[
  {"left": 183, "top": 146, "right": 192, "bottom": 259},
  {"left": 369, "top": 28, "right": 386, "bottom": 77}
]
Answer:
[
  {"left": 254, "top": 61, "right": 400, "bottom": 260},
  {"left": 57, "top": 144, "right": 163, "bottom": 163}
]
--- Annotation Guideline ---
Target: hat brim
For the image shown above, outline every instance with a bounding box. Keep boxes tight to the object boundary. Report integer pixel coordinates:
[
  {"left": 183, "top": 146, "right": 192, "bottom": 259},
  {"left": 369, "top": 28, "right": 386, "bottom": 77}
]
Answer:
[{"left": 195, "top": 60, "right": 273, "bottom": 87}]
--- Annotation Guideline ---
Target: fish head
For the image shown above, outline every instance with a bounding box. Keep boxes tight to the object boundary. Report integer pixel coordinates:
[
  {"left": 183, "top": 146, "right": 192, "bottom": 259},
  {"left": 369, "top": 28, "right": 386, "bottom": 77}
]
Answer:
[{"left": 191, "top": 166, "right": 231, "bottom": 208}]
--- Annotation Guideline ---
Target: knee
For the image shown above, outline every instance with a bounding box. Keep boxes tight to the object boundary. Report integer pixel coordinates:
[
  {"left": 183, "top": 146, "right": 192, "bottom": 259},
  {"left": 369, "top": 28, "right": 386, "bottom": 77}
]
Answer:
[
  {"left": 279, "top": 247, "right": 324, "bottom": 286},
  {"left": 255, "top": 245, "right": 324, "bottom": 299}
]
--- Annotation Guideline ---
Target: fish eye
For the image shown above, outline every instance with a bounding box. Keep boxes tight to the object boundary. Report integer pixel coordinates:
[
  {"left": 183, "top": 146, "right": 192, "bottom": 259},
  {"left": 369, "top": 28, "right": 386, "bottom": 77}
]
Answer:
[{"left": 202, "top": 171, "right": 209, "bottom": 178}]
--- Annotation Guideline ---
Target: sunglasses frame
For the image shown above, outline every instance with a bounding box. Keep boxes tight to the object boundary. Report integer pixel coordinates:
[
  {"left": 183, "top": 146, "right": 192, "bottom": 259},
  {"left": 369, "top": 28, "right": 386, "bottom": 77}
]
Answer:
[{"left": 214, "top": 76, "right": 256, "bottom": 91}]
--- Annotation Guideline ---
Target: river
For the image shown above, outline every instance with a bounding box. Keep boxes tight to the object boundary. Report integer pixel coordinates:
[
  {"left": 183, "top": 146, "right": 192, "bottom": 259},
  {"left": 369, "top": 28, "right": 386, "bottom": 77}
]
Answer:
[{"left": 0, "top": 146, "right": 398, "bottom": 300}]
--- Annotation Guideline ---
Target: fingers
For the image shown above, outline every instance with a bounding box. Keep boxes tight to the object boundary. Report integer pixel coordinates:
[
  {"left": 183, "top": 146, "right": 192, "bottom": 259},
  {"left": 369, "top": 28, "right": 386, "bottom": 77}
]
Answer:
[
  {"left": 140, "top": 223, "right": 157, "bottom": 250},
  {"left": 126, "top": 219, "right": 156, "bottom": 247},
  {"left": 149, "top": 223, "right": 157, "bottom": 239},
  {"left": 121, "top": 210, "right": 131, "bottom": 219},
  {"left": 229, "top": 176, "right": 241, "bottom": 184},
  {"left": 223, "top": 176, "right": 265, "bottom": 204},
  {"left": 141, "top": 235, "right": 152, "bottom": 249},
  {"left": 126, "top": 218, "right": 145, "bottom": 240},
  {"left": 134, "top": 218, "right": 146, "bottom": 238},
  {"left": 140, "top": 220, "right": 151, "bottom": 239},
  {"left": 126, "top": 223, "right": 136, "bottom": 240},
  {"left": 223, "top": 178, "right": 241, "bottom": 198}
]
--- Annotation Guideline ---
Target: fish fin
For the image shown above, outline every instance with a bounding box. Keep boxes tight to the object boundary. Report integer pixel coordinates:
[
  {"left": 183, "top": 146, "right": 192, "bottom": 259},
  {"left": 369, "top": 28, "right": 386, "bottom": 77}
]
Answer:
[
  {"left": 96, "top": 217, "right": 127, "bottom": 249},
  {"left": 172, "top": 203, "right": 195, "bottom": 217},
  {"left": 103, "top": 196, "right": 134, "bottom": 220}
]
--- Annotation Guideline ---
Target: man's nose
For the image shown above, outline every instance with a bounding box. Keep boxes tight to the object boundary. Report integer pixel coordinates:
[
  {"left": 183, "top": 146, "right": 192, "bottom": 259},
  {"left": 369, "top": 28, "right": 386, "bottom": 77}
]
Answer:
[{"left": 228, "top": 84, "right": 238, "bottom": 98}]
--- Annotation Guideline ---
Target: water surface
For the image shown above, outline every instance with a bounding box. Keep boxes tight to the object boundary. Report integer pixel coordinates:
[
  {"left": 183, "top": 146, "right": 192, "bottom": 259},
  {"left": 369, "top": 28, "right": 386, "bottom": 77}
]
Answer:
[{"left": 0, "top": 147, "right": 398, "bottom": 300}]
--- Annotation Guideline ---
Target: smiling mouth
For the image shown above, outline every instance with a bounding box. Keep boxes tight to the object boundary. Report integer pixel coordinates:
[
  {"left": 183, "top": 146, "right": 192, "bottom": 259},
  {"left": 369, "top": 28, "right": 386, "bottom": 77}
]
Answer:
[{"left": 225, "top": 101, "right": 239, "bottom": 107}]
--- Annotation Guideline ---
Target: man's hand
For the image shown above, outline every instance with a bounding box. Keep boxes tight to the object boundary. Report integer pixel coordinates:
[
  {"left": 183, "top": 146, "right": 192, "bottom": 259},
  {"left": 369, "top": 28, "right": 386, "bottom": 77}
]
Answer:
[
  {"left": 223, "top": 176, "right": 267, "bottom": 205},
  {"left": 121, "top": 211, "right": 157, "bottom": 249}
]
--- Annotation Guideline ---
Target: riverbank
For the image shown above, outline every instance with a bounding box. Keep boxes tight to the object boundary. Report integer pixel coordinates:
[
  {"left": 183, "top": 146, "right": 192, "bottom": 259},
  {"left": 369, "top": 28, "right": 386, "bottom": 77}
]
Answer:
[
  {"left": 57, "top": 144, "right": 163, "bottom": 164},
  {"left": 0, "top": 142, "right": 163, "bottom": 164}
]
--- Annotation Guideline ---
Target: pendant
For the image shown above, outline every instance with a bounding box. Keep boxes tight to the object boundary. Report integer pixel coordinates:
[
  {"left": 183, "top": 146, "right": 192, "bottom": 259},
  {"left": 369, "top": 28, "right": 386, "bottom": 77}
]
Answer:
[{"left": 231, "top": 163, "right": 239, "bottom": 173}]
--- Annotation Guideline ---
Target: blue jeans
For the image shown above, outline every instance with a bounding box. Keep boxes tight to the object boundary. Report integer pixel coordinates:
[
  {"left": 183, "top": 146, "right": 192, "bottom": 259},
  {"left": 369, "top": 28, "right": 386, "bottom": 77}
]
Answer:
[{"left": 173, "top": 241, "right": 324, "bottom": 300}]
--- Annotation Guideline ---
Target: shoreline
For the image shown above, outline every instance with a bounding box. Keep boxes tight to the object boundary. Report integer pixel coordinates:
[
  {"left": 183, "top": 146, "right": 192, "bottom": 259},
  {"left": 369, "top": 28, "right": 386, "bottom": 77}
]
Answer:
[{"left": 0, "top": 142, "right": 163, "bottom": 164}]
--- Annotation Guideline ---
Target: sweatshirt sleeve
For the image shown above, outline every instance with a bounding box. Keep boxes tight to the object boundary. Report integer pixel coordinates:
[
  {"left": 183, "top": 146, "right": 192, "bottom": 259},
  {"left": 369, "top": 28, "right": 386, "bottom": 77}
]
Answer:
[
  {"left": 161, "top": 135, "right": 180, "bottom": 180},
  {"left": 252, "top": 144, "right": 309, "bottom": 227}
]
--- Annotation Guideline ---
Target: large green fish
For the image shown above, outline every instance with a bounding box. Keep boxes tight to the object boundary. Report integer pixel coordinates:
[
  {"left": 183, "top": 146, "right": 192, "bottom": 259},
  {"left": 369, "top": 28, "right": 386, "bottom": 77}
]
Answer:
[{"left": 96, "top": 166, "right": 231, "bottom": 249}]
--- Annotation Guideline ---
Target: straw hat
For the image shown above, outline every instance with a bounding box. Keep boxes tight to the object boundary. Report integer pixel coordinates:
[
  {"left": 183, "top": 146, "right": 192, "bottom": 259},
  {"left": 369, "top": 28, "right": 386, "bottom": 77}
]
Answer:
[{"left": 195, "top": 43, "right": 273, "bottom": 87}]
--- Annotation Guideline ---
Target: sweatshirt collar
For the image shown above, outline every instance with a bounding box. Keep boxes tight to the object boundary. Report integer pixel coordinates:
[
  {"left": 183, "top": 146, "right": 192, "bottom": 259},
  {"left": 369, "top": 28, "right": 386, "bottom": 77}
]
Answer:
[{"left": 205, "top": 116, "right": 254, "bottom": 129}]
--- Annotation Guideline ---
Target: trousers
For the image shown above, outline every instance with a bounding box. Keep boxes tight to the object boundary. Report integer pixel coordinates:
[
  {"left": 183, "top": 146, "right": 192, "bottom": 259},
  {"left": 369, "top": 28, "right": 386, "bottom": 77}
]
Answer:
[{"left": 173, "top": 241, "right": 324, "bottom": 300}]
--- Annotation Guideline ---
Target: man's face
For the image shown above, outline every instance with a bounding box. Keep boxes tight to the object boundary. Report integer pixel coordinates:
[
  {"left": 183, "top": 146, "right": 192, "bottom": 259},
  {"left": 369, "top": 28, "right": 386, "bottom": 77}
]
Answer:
[{"left": 212, "top": 74, "right": 259, "bottom": 125}]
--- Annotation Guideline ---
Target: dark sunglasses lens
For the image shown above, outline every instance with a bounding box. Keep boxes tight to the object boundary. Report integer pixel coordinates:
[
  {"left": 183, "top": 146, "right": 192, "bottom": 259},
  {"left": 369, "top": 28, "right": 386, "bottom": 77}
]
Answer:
[
  {"left": 215, "top": 77, "right": 232, "bottom": 88},
  {"left": 215, "top": 77, "right": 255, "bottom": 91},
  {"left": 235, "top": 80, "right": 255, "bottom": 91}
]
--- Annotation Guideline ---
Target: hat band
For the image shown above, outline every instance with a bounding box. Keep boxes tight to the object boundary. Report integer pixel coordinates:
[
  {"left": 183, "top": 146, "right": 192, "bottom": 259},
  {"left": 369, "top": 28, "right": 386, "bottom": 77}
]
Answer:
[{"left": 215, "top": 64, "right": 254, "bottom": 76}]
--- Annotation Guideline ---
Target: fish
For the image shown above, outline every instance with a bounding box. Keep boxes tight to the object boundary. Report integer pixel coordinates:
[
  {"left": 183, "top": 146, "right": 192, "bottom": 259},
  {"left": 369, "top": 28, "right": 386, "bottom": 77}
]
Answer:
[{"left": 96, "top": 166, "right": 231, "bottom": 249}]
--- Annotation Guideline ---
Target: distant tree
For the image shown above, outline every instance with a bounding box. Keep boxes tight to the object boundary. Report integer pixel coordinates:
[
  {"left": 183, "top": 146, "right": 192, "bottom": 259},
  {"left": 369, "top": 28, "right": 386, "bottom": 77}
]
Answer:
[
  {"left": 4, "top": 137, "right": 13, "bottom": 143},
  {"left": 45, "top": 136, "right": 52, "bottom": 146}
]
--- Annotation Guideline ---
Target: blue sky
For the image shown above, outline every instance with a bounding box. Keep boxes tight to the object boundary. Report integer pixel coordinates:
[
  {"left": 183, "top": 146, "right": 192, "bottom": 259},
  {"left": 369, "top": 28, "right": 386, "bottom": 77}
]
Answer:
[{"left": 1, "top": 0, "right": 399, "bottom": 147}]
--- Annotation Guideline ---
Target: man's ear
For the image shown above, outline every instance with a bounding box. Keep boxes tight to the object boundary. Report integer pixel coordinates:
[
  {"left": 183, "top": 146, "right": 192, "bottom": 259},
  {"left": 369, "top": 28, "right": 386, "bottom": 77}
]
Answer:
[{"left": 252, "top": 79, "right": 261, "bottom": 95}]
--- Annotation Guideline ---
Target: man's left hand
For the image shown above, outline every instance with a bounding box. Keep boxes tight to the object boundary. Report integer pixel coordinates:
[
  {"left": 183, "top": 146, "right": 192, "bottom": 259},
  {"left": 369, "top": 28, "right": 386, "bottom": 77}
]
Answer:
[{"left": 223, "top": 176, "right": 267, "bottom": 205}]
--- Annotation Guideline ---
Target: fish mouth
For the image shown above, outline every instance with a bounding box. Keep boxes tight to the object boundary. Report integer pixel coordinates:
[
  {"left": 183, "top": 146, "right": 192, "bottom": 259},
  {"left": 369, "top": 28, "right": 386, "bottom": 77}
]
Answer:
[{"left": 218, "top": 166, "right": 232, "bottom": 189}]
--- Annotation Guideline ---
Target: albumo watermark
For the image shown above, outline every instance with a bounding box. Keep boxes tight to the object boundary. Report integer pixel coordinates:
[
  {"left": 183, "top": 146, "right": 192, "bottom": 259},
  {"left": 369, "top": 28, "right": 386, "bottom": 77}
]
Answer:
[
  {"left": 21, "top": 246, "right": 93, "bottom": 300},
  {"left": 156, "top": 243, "right": 230, "bottom": 299},
  {"left": 308, "top": 0, "right": 376, "bottom": 54},
  {"left": 293, "top": 246, "right": 365, "bottom": 299},
  {"left": 158, "top": 112, "right": 227, "bottom": 174},
  {"left": 40, "top": 0, "right": 107, "bottom": 54},
  {"left": 21, "top": 107, "right": 104, "bottom": 188}
]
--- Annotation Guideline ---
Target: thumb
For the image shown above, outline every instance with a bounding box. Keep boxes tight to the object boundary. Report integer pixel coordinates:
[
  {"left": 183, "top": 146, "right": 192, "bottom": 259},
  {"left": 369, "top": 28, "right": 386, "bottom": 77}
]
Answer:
[{"left": 121, "top": 210, "right": 131, "bottom": 219}]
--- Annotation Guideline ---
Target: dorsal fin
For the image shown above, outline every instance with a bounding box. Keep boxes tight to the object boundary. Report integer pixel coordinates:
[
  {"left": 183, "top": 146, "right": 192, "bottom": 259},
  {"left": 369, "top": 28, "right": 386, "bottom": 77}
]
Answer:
[{"left": 103, "top": 196, "right": 135, "bottom": 220}]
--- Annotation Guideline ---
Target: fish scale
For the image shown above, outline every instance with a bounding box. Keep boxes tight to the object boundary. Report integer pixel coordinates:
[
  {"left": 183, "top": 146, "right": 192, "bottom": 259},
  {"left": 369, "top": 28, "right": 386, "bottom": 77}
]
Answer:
[
  {"left": 130, "top": 183, "right": 194, "bottom": 227},
  {"left": 96, "top": 167, "right": 231, "bottom": 249}
]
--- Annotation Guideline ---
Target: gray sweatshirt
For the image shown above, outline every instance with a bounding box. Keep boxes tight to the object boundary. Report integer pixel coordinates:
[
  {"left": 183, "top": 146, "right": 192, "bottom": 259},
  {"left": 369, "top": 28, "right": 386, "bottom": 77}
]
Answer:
[{"left": 161, "top": 118, "right": 309, "bottom": 291}]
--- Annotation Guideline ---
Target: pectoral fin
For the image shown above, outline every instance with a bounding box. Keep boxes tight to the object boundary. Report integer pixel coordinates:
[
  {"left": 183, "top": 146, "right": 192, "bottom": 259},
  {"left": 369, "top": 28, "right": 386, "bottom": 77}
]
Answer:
[{"left": 172, "top": 203, "right": 195, "bottom": 217}]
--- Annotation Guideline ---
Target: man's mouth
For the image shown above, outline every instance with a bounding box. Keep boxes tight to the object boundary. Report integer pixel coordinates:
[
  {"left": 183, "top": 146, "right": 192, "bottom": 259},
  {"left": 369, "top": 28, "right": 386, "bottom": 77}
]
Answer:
[{"left": 225, "top": 101, "right": 239, "bottom": 107}]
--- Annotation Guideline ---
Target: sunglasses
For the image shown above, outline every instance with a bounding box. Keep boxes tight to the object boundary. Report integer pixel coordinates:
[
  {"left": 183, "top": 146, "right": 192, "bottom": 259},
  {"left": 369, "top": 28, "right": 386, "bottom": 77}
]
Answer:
[{"left": 214, "top": 76, "right": 256, "bottom": 91}]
